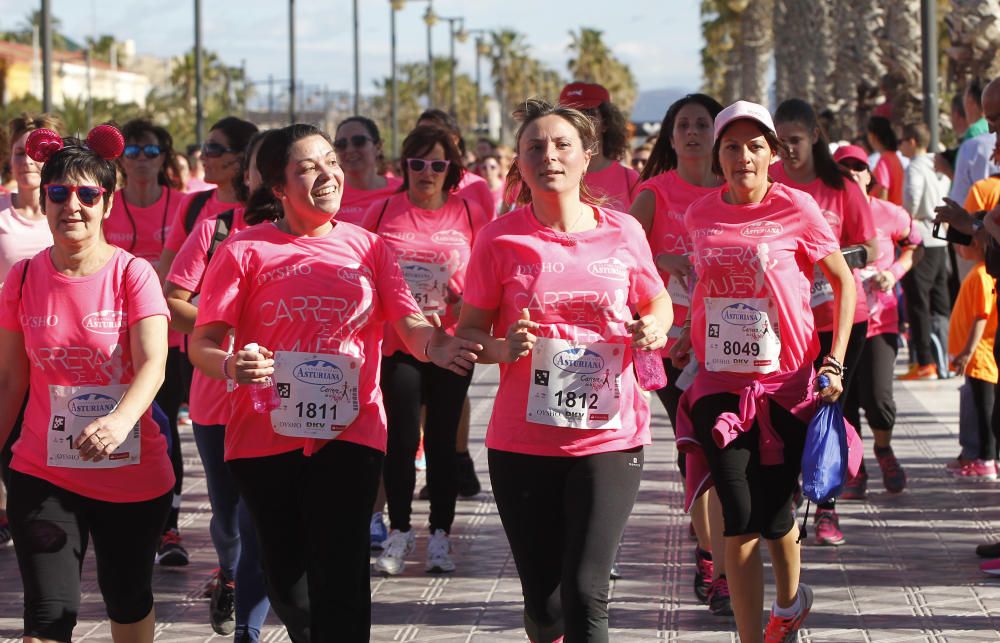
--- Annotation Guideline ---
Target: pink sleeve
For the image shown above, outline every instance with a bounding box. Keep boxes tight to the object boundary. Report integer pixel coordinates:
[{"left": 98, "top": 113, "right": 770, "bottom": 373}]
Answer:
[
  {"left": 163, "top": 192, "right": 195, "bottom": 253},
  {"left": 625, "top": 218, "right": 665, "bottom": 307},
  {"left": 466, "top": 181, "right": 495, "bottom": 221},
  {"left": 798, "top": 198, "right": 840, "bottom": 263},
  {"left": 841, "top": 182, "right": 876, "bottom": 247},
  {"left": 195, "top": 243, "right": 248, "bottom": 329},
  {"left": 463, "top": 230, "right": 501, "bottom": 311},
  {"left": 166, "top": 218, "right": 214, "bottom": 292},
  {"left": 125, "top": 258, "right": 170, "bottom": 325},
  {"left": 371, "top": 235, "right": 423, "bottom": 322},
  {"left": 873, "top": 158, "right": 890, "bottom": 191},
  {"left": 0, "top": 260, "right": 27, "bottom": 331}
]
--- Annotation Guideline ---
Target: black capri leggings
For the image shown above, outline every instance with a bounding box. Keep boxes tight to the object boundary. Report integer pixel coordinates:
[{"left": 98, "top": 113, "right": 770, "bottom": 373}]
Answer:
[
  {"left": 153, "top": 346, "right": 193, "bottom": 531},
  {"left": 229, "top": 440, "right": 383, "bottom": 643},
  {"left": 381, "top": 351, "right": 472, "bottom": 533},
  {"left": 7, "top": 470, "right": 170, "bottom": 641},
  {"left": 843, "top": 333, "right": 898, "bottom": 434},
  {"left": 489, "top": 446, "right": 643, "bottom": 643},
  {"left": 690, "top": 394, "right": 807, "bottom": 539}
]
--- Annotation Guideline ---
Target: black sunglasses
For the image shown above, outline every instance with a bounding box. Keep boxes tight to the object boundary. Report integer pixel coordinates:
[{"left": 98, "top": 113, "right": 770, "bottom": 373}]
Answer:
[
  {"left": 123, "top": 144, "right": 162, "bottom": 160},
  {"left": 202, "top": 142, "right": 237, "bottom": 158},
  {"left": 333, "top": 135, "right": 374, "bottom": 151}
]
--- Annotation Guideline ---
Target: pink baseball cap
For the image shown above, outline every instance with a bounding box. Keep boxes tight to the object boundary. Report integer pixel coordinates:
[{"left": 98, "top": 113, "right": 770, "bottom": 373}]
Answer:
[
  {"left": 833, "top": 144, "right": 870, "bottom": 167},
  {"left": 559, "top": 82, "right": 611, "bottom": 109},
  {"left": 713, "top": 100, "right": 776, "bottom": 142}
]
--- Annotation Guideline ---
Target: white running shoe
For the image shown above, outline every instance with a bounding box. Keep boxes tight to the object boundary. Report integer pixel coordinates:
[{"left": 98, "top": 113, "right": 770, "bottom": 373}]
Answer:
[
  {"left": 375, "top": 529, "right": 415, "bottom": 576},
  {"left": 425, "top": 529, "right": 455, "bottom": 573}
]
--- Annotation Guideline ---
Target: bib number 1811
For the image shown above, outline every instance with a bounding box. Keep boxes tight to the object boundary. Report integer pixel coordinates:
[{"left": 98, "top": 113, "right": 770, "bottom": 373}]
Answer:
[{"left": 294, "top": 402, "right": 337, "bottom": 421}]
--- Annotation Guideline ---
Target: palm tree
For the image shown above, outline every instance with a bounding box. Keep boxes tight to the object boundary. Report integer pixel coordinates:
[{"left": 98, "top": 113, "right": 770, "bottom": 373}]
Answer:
[
  {"left": 944, "top": 0, "right": 1000, "bottom": 91},
  {"left": 737, "top": 0, "right": 773, "bottom": 104},
  {"left": 773, "top": 0, "right": 815, "bottom": 103},
  {"left": 830, "top": 0, "right": 885, "bottom": 141},
  {"left": 880, "top": 0, "right": 923, "bottom": 127},
  {"left": 567, "top": 27, "right": 638, "bottom": 113},
  {"left": 489, "top": 29, "right": 532, "bottom": 144}
]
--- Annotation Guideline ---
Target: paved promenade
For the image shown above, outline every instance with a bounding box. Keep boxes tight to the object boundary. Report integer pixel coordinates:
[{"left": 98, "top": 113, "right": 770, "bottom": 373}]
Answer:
[{"left": 2, "top": 360, "right": 1000, "bottom": 641}]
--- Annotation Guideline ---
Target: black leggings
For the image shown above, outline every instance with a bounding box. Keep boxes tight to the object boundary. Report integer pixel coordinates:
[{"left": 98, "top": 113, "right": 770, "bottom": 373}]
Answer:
[
  {"left": 381, "top": 352, "right": 472, "bottom": 533},
  {"left": 0, "top": 391, "right": 27, "bottom": 485},
  {"left": 968, "top": 376, "right": 997, "bottom": 461},
  {"left": 489, "top": 446, "right": 643, "bottom": 643},
  {"left": 901, "top": 245, "right": 951, "bottom": 366},
  {"left": 7, "top": 470, "right": 170, "bottom": 641},
  {"left": 843, "top": 333, "right": 898, "bottom": 435},
  {"left": 153, "top": 346, "right": 193, "bottom": 531},
  {"left": 690, "top": 394, "right": 806, "bottom": 538},
  {"left": 228, "top": 441, "right": 382, "bottom": 643},
  {"left": 653, "top": 358, "right": 686, "bottom": 477}
]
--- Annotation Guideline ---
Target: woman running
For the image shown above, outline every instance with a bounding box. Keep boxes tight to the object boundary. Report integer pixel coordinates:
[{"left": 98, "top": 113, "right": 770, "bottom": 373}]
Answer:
[
  {"left": 671, "top": 101, "right": 856, "bottom": 643},
  {"left": 457, "top": 98, "right": 670, "bottom": 642},
  {"left": 165, "top": 131, "right": 272, "bottom": 640},
  {"left": 629, "top": 93, "right": 731, "bottom": 615},
  {"left": 834, "top": 144, "right": 918, "bottom": 498},
  {"left": 365, "top": 125, "right": 490, "bottom": 576},
  {"left": 333, "top": 116, "right": 402, "bottom": 226},
  {"left": 188, "top": 123, "right": 479, "bottom": 641},
  {"left": 0, "top": 126, "right": 173, "bottom": 642},
  {"left": 772, "top": 98, "right": 878, "bottom": 546}
]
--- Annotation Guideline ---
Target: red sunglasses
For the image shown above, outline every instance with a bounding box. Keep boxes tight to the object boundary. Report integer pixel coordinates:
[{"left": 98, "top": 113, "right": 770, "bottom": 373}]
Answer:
[{"left": 45, "top": 184, "right": 107, "bottom": 207}]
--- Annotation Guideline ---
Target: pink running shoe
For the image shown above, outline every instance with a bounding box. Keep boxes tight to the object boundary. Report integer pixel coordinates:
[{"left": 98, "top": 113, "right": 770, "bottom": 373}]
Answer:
[
  {"left": 955, "top": 459, "right": 998, "bottom": 480},
  {"left": 980, "top": 558, "right": 1000, "bottom": 576},
  {"left": 814, "top": 507, "right": 845, "bottom": 546}
]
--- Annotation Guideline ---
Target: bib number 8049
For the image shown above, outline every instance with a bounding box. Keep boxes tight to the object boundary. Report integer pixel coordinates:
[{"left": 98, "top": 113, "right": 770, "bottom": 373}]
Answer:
[
  {"left": 553, "top": 390, "right": 599, "bottom": 409},
  {"left": 722, "top": 341, "right": 760, "bottom": 357}
]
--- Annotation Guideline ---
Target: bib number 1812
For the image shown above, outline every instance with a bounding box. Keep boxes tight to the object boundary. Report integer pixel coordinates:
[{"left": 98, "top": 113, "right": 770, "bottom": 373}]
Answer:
[{"left": 553, "top": 390, "right": 599, "bottom": 409}]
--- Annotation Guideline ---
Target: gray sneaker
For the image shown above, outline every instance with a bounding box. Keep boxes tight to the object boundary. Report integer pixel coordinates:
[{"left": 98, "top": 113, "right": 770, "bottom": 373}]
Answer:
[
  {"left": 375, "top": 529, "right": 415, "bottom": 576},
  {"left": 425, "top": 529, "right": 455, "bottom": 573}
]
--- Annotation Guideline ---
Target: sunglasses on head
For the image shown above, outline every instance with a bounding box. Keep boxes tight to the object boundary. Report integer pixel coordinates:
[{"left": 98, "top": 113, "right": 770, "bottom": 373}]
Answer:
[
  {"left": 202, "top": 142, "right": 237, "bottom": 158},
  {"left": 333, "top": 135, "right": 374, "bottom": 151},
  {"left": 123, "top": 144, "right": 162, "bottom": 160},
  {"left": 45, "top": 184, "right": 107, "bottom": 206},
  {"left": 406, "top": 158, "right": 450, "bottom": 174}
]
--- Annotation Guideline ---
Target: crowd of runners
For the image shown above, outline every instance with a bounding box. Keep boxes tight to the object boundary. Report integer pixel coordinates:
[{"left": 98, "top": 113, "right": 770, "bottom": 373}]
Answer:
[{"left": 0, "top": 71, "right": 998, "bottom": 643}]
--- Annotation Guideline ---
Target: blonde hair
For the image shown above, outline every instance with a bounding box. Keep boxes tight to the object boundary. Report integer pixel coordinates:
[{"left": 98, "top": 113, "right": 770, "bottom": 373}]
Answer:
[{"left": 504, "top": 98, "right": 604, "bottom": 208}]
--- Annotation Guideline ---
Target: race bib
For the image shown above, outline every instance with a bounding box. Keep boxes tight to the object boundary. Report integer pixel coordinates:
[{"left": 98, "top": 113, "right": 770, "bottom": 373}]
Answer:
[
  {"left": 526, "top": 338, "right": 624, "bottom": 430},
  {"left": 47, "top": 384, "right": 140, "bottom": 469},
  {"left": 399, "top": 260, "right": 453, "bottom": 316},
  {"left": 810, "top": 267, "right": 834, "bottom": 308},
  {"left": 704, "top": 298, "right": 781, "bottom": 373},
  {"left": 270, "top": 352, "right": 361, "bottom": 438}
]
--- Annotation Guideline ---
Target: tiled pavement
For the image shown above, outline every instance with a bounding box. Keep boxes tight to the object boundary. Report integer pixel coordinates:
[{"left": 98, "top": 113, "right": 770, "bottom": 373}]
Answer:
[{"left": 3, "top": 362, "right": 1000, "bottom": 641}]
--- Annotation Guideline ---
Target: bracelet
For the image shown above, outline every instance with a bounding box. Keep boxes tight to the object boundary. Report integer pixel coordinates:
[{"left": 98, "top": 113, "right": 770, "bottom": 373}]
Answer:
[
  {"left": 222, "top": 352, "right": 235, "bottom": 381},
  {"left": 821, "top": 354, "right": 845, "bottom": 374}
]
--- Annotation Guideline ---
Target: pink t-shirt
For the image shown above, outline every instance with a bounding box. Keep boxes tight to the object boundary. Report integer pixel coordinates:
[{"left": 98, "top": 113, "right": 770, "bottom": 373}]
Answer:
[
  {"left": 337, "top": 175, "right": 403, "bottom": 226},
  {"left": 865, "top": 198, "right": 915, "bottom": 337},
  {"left": 105, "top": 187, "right": 179, "bottom": 269},
  {"left": 463, "top": 205, "right": 664, "bottom": 457},
  {"left": 0, "top": 248, "right": 174, "bottom": 502},
  {"left": 685, "top": 183, "right": 840, "bottom": 377},
  {"left": 586, "top": 162, "right": 641, "bottom": 212},
  {"left": 195, "top": 222, "right": 422, "bottom": 461},
  {"left": 0, "top": 196, "right": 53, "bottom": 285},
  {"left": 770, "top": 163, "right": 875, "bottom": 331},
  {"left": 163, "top": 189, "right": 240, "bottom": 254},
  {"left": 456, "top": 171, "right": 497, "bottom": 222},
  {"left": 362, "top": 193, "right": 490, "bottom": 356},
  {"left": 640, "top": 171, "right": 718, "bottom": 349},
  {"left": 167, "top": 208, "right": 249, "bottom": 426}
]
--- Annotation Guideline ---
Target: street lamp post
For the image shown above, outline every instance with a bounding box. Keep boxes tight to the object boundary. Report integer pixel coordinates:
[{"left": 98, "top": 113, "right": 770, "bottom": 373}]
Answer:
[
  {"left": 289, "top": 0, "right": 296, "bottom": 123},
  {"left": 389, "top": 0, "right": 434, "bottom": 152},
  {"left": 353, "top": 0, "right": 360, "bottom": 114},
  {"left": 440, "top": 17, "right": 464, "bottom": 116},
  {"left": 424, "top": 3, "right": 437, "bottom": 108},
  {"left": 194, "top": 0, "right": 204, "bottom": 143},
  {"left": 41, "top": 0, "right": 52, "bottom": 112},
  {"left": 460, "top": 28, "right": 490, "bottom": 135}
]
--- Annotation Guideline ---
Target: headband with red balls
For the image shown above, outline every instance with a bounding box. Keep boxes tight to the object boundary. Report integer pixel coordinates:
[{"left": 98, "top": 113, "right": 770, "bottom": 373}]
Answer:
[{"left": 25, "top": 124, "right": 125, "bottom": 164}]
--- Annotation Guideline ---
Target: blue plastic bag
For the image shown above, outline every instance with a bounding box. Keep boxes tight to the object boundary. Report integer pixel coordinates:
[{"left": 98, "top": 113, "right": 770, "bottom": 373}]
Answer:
[{"left": 801, "top": 376, "right": 848, "bottom": 504}]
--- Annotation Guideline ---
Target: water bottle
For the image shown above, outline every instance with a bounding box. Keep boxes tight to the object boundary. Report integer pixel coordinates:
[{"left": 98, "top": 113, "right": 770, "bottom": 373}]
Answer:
[
  {"left": 244, "top": 343, "right": 281, "bottom": 413},
  {"left": 633, "top": 347, "right": 668, "bottom": 391}
]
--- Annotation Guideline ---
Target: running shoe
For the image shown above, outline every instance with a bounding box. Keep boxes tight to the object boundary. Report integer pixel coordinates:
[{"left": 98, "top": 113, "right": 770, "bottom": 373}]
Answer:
[
  {"left": 897, "top": 363, "right": 937, "bottom": 380},
  {"left": 610, "top": 538, "right": 623, "bottom": 580},
  {"left": 375, "top": 529, "right": 415, "bottom": 576},
  {"left": 977, "top": 541, "right": 1000, "bottom": 558},
  {"left": 178, "top": 403, "right": 192, "bottom": 426},
  {"left": 947, "top": 455, "right": 974, "bottom": 472},
  {"left": 457, "top": 452, "right": 482, "bottom": 498},
  {"left": 370, "top": 512, "right": 388, "bottom": 552},
  {"left": 425, "top": 529, "right": 455, "bottom": 573},
  {"left": 414, "top": 441, "right": 427, "bottom": 471},
  {"left": 156, "top": 528, "right": 190, "bottom": 566},
  {"left": 813, "top": 508, "right": 845, "bottom": 546},
  {"left": 201, "top": 567, "right": 221, "bottom": 598},
  {"left": 764, "top": 583, "right": 813, "bottom": 642},
  {"left": 980, "top": 558, "right": 1000, "bottom": 575},
  {"left": 840, "top": 461, "right": 868, "bottom": 500},
  {"left": 707, "top": 576, "right": 733, "bottom": 616},
  {"left": 954, "top": 459, "right": 999, "bottom": 480},
  {"left": 694, "top": 547, "right": 714, "bottom": 603},
  {"left": 0, "top": 516, "right": 12, "bottom": 548},
  {"left": 875, "top": 446, "right": 906, "bottom": 492},
  {"left": 209, "top": 569, "right": 236, "bottom": 635}
]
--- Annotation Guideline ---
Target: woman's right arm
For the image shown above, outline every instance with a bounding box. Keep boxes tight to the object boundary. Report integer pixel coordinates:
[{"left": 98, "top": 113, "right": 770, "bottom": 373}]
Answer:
[
  {"left": 457, "top": 304, "right": 538, "bottom": 365},
  {"left": 189, "top": 322, "right": 274, "bottom": 384},
  {"left": 628, "top": 189, "right": 656, "bottom": 236},
  {"left": 0, "top": 328, "right": 29, "bottom": 449},
  {"left": 164, "top": 282, "right": 198, "bottom": 334}
]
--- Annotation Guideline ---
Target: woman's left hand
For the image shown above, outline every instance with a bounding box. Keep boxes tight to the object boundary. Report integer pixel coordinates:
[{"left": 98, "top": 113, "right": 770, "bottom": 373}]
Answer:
[
  {"left": 426, "top": 314, "right": 482, "bottom": 376},
  {"left": 626, "top": 315, "right": 667, "bottom": 352},
  {"left": 74, "top": 412, "right": 136, "bottom": 462},
  {"left": 815, "top": 367, "right": 844, "bottom": 403},
  {"left": 873, "top": 270, "right": 896, "bottom": 292}
]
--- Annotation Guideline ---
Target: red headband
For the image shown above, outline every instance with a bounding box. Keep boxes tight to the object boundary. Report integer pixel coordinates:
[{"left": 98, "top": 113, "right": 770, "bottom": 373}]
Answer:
[{"left": 24, "top": 124, "right": 125, "bottom": 163}]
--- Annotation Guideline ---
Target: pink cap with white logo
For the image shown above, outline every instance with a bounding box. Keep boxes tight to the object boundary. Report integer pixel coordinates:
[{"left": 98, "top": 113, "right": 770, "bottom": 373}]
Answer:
[{"left": 713, "top": 100, "right": 776, "bottom": 142}]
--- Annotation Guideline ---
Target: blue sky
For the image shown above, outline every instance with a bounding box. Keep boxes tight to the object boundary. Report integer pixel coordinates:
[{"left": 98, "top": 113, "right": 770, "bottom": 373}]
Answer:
[{"left": 1, "top": 1, "right": 704, "bottom": 97}]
